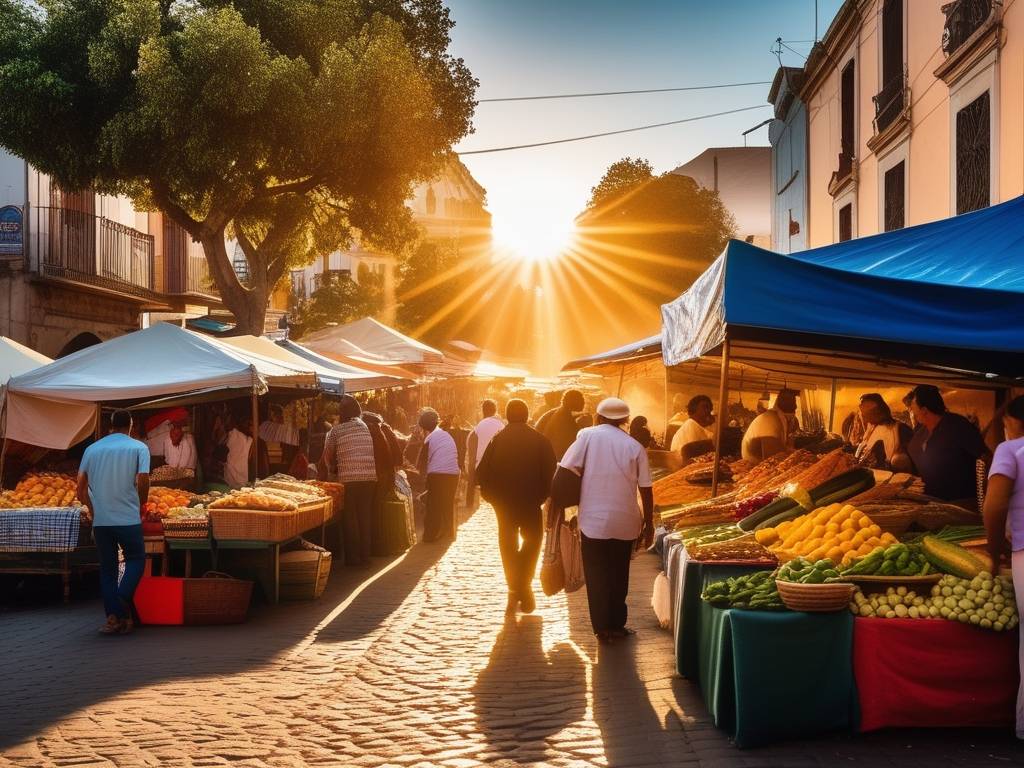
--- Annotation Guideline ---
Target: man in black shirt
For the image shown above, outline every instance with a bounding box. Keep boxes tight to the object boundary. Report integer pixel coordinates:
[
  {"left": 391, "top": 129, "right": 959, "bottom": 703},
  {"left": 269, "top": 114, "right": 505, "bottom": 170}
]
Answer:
[
  {"left": 905, "top": 385, "right": 989, "bottom": 508},
  {"left": 537, "top": 389, "right": 586, "bottom": 461},
  {"left": 476, "top": 399, "right": 557, "bottom": 616}
]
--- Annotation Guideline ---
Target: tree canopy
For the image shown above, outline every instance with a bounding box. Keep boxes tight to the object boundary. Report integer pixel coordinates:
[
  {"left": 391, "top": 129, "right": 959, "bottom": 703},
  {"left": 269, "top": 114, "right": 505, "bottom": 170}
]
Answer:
[
  {"left": 587, "top": 157, "right": 653, "bottom": 211},
  {"left": 0, "top": 0, "right": 476, "bottom": 333}
]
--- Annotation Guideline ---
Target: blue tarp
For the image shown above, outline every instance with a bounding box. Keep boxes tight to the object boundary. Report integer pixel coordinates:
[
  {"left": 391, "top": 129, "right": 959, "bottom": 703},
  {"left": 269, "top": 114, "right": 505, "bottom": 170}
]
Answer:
[
  {"left": 661, "top": 239, "right": 1024, "bottom": 378},
  {"left": 790, "top": 196, "right": 1024, "bottom": 291}
]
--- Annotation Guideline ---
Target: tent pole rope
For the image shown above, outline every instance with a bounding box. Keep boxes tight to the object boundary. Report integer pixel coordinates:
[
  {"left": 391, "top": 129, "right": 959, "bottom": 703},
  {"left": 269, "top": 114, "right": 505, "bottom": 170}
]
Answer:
[
  {"left": 828, "top": 378, "right": 838, "bottom": 433},
  {"left": 711, "top": 339, "right": 730, "bottom": 497}
]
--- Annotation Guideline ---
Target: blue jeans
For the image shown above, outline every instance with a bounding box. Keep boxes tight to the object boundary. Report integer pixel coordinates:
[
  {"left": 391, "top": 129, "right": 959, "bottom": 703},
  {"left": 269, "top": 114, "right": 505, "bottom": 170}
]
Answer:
[{"left": 93, "top": 524, "right": 145, "bottom": 619}]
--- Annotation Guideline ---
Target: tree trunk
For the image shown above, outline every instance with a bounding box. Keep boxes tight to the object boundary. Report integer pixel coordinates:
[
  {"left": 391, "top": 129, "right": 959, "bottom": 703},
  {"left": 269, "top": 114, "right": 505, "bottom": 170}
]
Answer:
[{"left": 198, "top": 234, "right": 270, "bottom": 337}]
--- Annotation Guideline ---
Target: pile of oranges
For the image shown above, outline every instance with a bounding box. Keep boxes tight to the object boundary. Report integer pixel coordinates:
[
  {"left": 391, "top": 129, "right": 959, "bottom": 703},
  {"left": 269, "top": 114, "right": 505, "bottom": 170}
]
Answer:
[{"left": 0, "top": 472, "right": 78, "bottom": 509}]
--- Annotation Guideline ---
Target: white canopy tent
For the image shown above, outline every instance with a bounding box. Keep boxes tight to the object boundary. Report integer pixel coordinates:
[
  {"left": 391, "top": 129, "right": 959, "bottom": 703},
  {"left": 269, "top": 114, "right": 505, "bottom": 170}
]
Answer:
[
  {"left": 277, "top": 339, "right": 410, "bottom": 392},
  {"left": 302, "top": 317, "right": 445, "bottom": 367},
  {"left": 3, "top": 323, "right": 272, "bottom": 449},
  {"left": 0, "top": 337, "right": 52, "bottom": 383}
]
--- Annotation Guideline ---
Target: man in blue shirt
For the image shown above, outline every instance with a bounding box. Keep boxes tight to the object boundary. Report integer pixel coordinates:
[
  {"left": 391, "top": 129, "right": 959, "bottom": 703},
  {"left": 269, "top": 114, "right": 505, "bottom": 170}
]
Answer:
[{"left": 77, "top": 409, "right": 151, "bottom": 635}]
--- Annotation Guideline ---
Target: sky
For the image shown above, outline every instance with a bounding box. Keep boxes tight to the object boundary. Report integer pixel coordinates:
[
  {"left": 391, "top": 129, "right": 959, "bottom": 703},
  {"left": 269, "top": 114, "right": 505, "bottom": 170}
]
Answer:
[{"left": 447, "top": 0, "right": 844, "bottom": 260}]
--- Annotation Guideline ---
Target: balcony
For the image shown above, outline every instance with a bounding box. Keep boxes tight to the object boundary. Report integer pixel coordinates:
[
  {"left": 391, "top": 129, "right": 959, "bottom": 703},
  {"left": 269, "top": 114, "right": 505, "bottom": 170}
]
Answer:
[
  {"left": 867, "top": 73, "right": 911, "bottom": 155},
  {"left": 28, "top": 205, "right": 155, "bottom": 299},
  {"left": 936, "top": 0, "right": 1001, "bottom": 85},
  {"left": 164, "top": 219, "right": 218, "bottom": 299},
  {"left": 828, "top": 151, "right": 857, "bottom": 197}
]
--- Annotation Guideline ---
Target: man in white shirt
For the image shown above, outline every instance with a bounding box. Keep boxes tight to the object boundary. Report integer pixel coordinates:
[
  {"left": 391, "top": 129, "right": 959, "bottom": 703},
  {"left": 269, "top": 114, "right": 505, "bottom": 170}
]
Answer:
[
  {"left": 741, "top": 388, "right": 799, "bottom": 465},
  {"left": 417, "top": 408, "right": 461, "bottom": 542},
  {"left": 669, "top": 394, "right": 716, "bottom": 463},
  {"left": 559, "top": 397, "right": 654, "bottom": 645},
  {"left": 465, "top": 400, "right": 505, "bottom": 511},
  {"left": 161, "top": 425, "right": 197, "bottom": 471},
  {"left": 224, "top": 421, "right": 254, "bottom": 488}
]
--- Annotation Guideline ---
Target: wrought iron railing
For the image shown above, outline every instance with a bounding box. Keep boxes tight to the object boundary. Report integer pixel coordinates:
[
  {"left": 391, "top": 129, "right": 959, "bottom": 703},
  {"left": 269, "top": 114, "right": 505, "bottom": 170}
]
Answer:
[
  {"left": 942, "top": 0, "right": 994, "bottom": 56},
  {"left": 29, "top": 206, "right": 154, "bottom": 297},
  {"left": 873, "top": 73, "right": 908, "bottom": 134},
  {"left": 164, "top": 219, "right": 217, "bottom": 297}
]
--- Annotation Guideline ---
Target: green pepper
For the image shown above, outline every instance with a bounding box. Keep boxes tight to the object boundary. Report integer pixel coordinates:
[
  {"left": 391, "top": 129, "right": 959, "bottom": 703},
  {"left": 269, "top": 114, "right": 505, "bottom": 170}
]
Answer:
[{"left": 878, "top": 560, "right": 896, "bottom": 576}]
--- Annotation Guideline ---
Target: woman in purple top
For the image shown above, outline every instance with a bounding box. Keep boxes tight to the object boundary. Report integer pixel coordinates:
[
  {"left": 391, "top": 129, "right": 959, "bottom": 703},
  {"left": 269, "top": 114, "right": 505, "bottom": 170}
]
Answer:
[{"left": 983, "top": 395, "right": 1024, "bottom": 740}]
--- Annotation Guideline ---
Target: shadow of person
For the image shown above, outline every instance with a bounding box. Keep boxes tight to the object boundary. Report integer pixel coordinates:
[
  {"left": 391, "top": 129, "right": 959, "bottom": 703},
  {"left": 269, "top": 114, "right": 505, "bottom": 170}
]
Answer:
[{"left": 473, "top": 614, "right": 587, "bottom": 763}]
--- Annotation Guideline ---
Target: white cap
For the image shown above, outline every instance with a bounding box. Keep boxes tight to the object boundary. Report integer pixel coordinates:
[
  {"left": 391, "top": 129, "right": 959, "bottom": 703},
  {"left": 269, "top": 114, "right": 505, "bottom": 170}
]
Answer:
[{"left": 596, "top": 397, "right": 630, "bottom": 420}]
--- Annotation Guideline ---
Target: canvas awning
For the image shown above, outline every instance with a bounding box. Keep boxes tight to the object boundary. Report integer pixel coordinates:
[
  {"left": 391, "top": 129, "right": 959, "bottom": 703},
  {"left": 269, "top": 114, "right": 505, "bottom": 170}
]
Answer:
[
  {"left": 277, "top": 340, "right": 410, "bottom": 392},
  {"left": 214, "top": 335, "right": 346, "bottom": 393},
  {"left": 661, "top": 239, "right": 1024, "bottom": 387},
  {"left": 302, "top": 317, "right": 445, "bottom": 367},
  {"left": 0, "top": 337, "right": 51, "bottom": 382},
  {"left": 4, "top": 323, "right": 266, "bottom": 449},
  {"left": 561, "top": 334, "right": 662, "bottom": 372}
]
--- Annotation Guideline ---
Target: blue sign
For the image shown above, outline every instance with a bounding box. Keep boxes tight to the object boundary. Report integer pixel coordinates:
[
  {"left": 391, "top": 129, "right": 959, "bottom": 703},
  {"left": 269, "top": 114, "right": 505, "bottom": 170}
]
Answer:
[{"left": 0, "top": 205, "right": 22, "bottom": 256}]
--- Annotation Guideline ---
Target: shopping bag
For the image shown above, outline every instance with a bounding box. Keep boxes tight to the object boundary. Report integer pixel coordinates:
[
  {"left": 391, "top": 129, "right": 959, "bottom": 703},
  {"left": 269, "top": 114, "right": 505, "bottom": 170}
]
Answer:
[
  {"left": 540, "top": 522, "right": 565, "bottom": 596},
  {"left": 560, "top": 516, "right": 585, "bottom": 593}
]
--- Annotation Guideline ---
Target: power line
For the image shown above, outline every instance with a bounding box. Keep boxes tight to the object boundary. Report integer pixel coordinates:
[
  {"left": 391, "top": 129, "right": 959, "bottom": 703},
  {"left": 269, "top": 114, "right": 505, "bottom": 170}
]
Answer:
[
  {"left": 477, "top": 80, "right": 771, "bottom": 103},
  {"left": 457, "top": 104, "right": 771, "bottom": 155}
]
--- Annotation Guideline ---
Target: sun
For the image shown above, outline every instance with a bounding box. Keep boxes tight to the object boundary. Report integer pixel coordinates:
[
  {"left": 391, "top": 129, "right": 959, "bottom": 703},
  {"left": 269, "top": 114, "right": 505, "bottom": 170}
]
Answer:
[{"left": 492, "top": 208, "right": 577, "bottom": 263}]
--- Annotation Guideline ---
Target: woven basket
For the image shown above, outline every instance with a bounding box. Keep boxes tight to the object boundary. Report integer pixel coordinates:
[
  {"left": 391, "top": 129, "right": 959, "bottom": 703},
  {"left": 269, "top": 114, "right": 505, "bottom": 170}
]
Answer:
[
  {"left": 162, "top": 517, "right": 210, "bottom": 539},
  {"left": 776, "top": 580, "right": 856, "bottom": 612},
  {"left": 208, "top": 508, "right": 301, "bottom": 542},
  {"left": 856, "top": 505, "right": 918, "bottom": 536},
  {"left": 279, "top": 549, "right": 332, "bottom": 600},
  {"left": 183, "top": 572, "right": 253, "bottom": 625}
]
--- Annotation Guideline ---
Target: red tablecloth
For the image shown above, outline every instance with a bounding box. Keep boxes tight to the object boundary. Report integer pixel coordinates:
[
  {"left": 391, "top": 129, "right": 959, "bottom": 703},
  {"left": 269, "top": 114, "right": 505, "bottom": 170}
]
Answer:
[{"left": 854, "top": 617, "right": 1018, "bottom": 732}]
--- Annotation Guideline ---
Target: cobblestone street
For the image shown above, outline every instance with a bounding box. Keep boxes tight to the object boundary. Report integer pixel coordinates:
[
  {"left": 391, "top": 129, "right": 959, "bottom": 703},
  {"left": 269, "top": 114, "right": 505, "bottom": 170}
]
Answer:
[{"left": 1, "top": 506, "right": 1021, "bottom": 767}]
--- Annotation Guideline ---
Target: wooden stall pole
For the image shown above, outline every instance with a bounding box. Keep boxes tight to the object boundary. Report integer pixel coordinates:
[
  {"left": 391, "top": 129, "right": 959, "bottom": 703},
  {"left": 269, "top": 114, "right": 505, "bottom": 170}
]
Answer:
[
  {"left": 250, "top": 386, "right": 259, "bottom": 483},
  {"left": 828, "top": 378, "right": 838, "bottom": 433},
  {"left": 711, "top": 339, "right": 731, "bottom": 498},
  {"left": 94, "top": 404, "right": 103, "bottom": 440},
  {"left": 616, "top": 362, "right": 626, "bottom": 397}
]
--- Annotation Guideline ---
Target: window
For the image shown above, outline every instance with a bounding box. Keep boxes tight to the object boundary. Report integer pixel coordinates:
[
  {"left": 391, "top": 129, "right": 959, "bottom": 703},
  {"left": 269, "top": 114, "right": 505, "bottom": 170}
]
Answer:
[
  {"left": 875, "top": 0, "right": 905, "bottom": 132},
  {"left": 838, "top": 204, "right": 853, "bottom": 242},
  {"left": 883, "top": 161, "right": 905, "bottom": 231},
  {"left": 943, "top": 0, "right": 993, "bottom": 57},
  {"left": 840, "top": 60, "right": 855, "bottom": 176},
  {"left": 955, "top": 91, "right": 991, "bottom": 214}
]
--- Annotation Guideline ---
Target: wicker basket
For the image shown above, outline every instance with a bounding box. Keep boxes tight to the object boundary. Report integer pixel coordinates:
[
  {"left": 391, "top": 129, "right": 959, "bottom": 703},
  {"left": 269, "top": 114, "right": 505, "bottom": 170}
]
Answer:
[
  {"left": 856, "top": 504, "right": 918, "bottom": 536},
  {"left": 162, "top": 517, "right": 210, "bottom": 539},
  {"left": 279, "top": 548, "right": 332, "bottom": 600},
  {"left": 183, "top": 572, "right": 253, "bottom": 625},
  {"left": 776, "top": 580, "right": 856, "bottom": 612},
  {"left": 208, "top": 508, "right": 301, "bottom": 542}
]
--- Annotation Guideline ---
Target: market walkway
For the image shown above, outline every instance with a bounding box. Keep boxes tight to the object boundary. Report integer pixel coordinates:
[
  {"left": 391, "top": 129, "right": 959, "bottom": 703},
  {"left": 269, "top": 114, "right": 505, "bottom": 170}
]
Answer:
[{"left": 0, "top": 506, "right": 1020, "bottom": 768}]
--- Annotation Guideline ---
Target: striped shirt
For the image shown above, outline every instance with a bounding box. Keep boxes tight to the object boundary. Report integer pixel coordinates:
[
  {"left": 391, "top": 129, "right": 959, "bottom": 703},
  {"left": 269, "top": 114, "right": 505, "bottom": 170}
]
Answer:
[{"left": 324, "top": 419, "right": 378, "bottom": 483}]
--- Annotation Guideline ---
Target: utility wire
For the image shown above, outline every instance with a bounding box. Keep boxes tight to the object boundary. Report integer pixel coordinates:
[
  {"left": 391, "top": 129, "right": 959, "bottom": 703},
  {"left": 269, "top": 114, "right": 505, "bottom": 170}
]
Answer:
[
  {"left": 477, "top": 80, "right": 771, "bottom": 103},
  {"left": 457, "top": 104, "right": 770, "bottom": 155}
]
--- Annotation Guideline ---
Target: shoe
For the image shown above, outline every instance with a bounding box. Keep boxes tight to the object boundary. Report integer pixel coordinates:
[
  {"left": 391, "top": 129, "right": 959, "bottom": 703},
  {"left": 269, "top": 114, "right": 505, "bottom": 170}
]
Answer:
[
  {"left": 505, "top": 592, "right": 519, "bottom": 616},
  {"left": 519, "top": 589, "right": 536, "bottom": 614},
  {"left": 595, "top": 630, "right": 614, "bottom": 645},
  {"left": 118, "top": 616, "right": 135, "bottom": 635},
  {"left": 99, "top": 615, "right": 122, "bottom": 635},
  {"left": 609, "top": 627, "right": 637, "bottom": 639}
]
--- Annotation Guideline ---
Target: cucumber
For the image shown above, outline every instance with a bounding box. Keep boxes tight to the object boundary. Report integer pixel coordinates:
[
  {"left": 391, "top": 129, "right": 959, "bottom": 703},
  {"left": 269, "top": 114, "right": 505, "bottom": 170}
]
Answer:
[
  {"left": 808, "top": 468, "right": 875, "bottom": 505},
  {"left": 737, "top": 496, "right": 799, "bottom": 532}
]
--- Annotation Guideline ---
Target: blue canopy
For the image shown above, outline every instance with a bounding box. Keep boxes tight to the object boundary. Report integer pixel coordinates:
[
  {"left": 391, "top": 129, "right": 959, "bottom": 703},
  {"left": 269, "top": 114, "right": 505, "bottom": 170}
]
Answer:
[
  {"left": 791, "top": 196, "right": 1024, "bottom": 290},
  {"left": 661, "top": 239, "right": 1024, "bottom": 384}
]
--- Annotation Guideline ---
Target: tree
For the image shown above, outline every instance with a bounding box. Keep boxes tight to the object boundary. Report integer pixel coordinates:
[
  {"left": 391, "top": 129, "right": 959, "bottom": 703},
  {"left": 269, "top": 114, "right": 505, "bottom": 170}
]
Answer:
[
  {"left": 587, "top": 157, "right": 653, "bottom": 211},
  {"left": 291, "top": 270, "right": 383, "bottom": 338},
  {"left": 576, "top": 157, "right": 735, "bottom": 307},
  {"left": 0, "top": 0, "right": 476, "bottom": 334},
  {"left": 395, "top": 238, "right": 471, "bottom": 347}
]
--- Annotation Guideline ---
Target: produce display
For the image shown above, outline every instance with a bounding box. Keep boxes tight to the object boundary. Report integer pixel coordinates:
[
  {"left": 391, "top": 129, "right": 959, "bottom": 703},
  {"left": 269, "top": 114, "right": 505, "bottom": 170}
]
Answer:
[
  {"left": 702, "top": 571, "right": 784, "bottom": 611},
  {"left": 166, "top": 506, "right": 208, "bottom": 520},
  {"left": 850, "top": 573, "right": 1019, "bottom": 631},
  {"left": 144, "top": 487, "right": 194, "bottom": 521},
  {"left": 1, "top": 472, "right": 78, "bottom": 509},
  {"left": 739, "top": 468, "right": 875, "bottom": 531},
  {"left": 919, "top": 536, "right": 988, "bottom": 579},
  {"left": 776, "top": 557, "right": 841, "bottom": 583},
  {"left": 149, "top": 465, "right": 195, "bottom": 483},
  {"left": 753, "top": 503, "right": 897, "bottom": 565},
  {"left": 732, "top": 491, "right": 779, "bottom": 521},
  {"left": 208, "top": 490, "right": 298, "bottom": 512},
  {"left": 840, "top": 542, "right": 932, "bottom": 577},
  {"left": 681, "top": 458, "right": 733, "bottom": 486},
  {"left": 676, "top": 522, "right": 743, "bottom": 546}
]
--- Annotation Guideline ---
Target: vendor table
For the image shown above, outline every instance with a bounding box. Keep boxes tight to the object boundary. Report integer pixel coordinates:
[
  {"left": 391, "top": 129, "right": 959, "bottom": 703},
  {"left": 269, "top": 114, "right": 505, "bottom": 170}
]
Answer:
[
  {"left": 853, "top": 617, "right": 1019, "bottom": 732},
  {"left": 212, "top": 537, "right": 299, "bottom": 604},
  {"left": 697, "top": 601, "right": 854, "bottom": 748},
  {"left": 670, "top": 546, "right": 770, "bottom": 679},
  {"left": 0, "top": 546, "right": 99, "bottom": 603}
]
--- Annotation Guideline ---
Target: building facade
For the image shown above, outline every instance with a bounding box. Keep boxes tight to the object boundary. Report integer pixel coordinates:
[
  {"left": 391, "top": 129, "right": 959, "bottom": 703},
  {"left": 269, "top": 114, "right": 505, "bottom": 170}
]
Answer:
[
  {"left": 798, "top": 0, "right": 1020, "bottom": 247},
  {"left": 670, "top": 147, "right": 772, "bottom": 247},
  {"left": 768, "top": 67, "right": 809, "bottom": 253},
  {"left": 289, "top": 155, "right": 492, "bottom": 311},
  {"left": 0, "top": 152, "right": 219, "bottom": 357}
]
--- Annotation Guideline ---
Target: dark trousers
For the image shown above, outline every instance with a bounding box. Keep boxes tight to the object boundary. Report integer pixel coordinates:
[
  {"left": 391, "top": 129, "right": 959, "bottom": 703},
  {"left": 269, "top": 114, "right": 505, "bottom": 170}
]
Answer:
[
  {"left": 580, "top": 533, "right": 633, "bottom": 634},
  {"left": 494, "top": 503, "right": 543, "bottom": 595},
  {"left": 341, "top": 480, "right": 377, "bottom": 565},
  {"left": 423, "top": 473, "right": 460, "bottom": 541},
  {"left": 94, "top": 524, "right": 146, "bottom": 619}
]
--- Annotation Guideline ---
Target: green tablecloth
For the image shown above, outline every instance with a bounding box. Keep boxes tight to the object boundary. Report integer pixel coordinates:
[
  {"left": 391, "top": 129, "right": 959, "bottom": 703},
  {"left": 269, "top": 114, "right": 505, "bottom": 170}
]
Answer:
[
  {"left": 673, "top": 553, "right": 766, "bottom": 679},
  {"left": 697, "top": 601, "right": 854, "bottom": 748}
]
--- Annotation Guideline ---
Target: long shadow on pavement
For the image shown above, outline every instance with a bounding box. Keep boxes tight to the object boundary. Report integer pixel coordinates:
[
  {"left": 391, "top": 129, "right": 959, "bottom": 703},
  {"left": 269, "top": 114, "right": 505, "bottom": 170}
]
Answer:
[
  {"left": 472, "top": 614, "right": 588, "bottom": 763},
  {"left": 0, "top": 539, "right": 446, "bottom": 750}
]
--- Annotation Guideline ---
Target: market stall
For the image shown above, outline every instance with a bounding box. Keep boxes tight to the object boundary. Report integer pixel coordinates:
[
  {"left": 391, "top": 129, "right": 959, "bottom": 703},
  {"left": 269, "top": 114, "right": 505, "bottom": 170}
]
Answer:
[{"left": 650, "top": 223, "right": 1024, "bottom": 746}]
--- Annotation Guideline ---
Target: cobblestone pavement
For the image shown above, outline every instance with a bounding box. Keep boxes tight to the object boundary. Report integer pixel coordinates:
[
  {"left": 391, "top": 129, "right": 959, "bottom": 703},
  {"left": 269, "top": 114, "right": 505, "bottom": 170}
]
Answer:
[{"left": 1, "top": 505, "right": 1022, "bottom": 767}]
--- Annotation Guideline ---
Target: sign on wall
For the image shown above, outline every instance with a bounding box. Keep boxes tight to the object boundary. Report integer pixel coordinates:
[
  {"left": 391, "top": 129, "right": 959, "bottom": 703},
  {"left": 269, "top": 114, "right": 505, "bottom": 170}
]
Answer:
[{"left": 0, "top": 205, "right": 23, "bottom": 256}]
